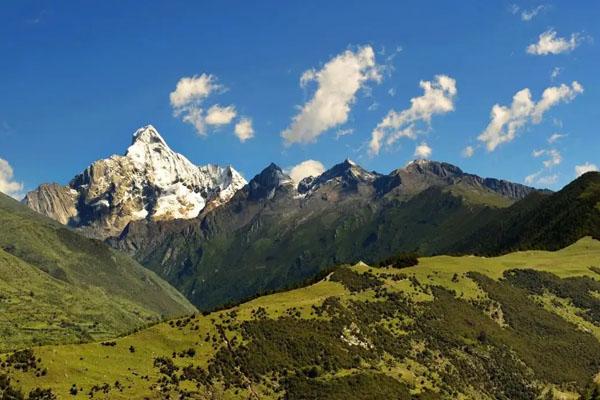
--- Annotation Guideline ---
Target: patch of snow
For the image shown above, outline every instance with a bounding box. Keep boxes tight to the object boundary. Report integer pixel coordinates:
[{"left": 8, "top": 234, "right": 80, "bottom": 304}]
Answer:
[{"left": 92, "top": 199, "right": 110, "bottom": 208}]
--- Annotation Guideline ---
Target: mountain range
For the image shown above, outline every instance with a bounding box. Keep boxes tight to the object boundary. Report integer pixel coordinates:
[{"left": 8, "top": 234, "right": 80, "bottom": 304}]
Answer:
[
  {"left": 2, "top": 124, "right": 600, "bottom": 399},
  {"left": 22, "top": 125, "right": 600, "bottom": 310}
]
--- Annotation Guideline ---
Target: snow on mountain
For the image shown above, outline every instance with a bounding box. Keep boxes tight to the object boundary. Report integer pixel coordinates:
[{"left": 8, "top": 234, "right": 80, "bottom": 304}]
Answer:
[{"left": 24, "top": 125, "right": 247, "bottom": 239}]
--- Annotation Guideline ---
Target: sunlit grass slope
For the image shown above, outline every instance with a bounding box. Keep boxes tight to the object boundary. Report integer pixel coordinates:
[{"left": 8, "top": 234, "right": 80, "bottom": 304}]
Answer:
[
  {"left": 2, "top": 238, "right": 600, "bottom": 399},
  {"left": 0, "top": 193, "right": 196, "bottom": 351}
]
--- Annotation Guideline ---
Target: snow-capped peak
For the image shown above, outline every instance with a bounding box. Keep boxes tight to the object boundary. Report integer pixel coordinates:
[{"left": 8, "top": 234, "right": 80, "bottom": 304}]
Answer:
[
  {"left": 25, "top": 124, "right": 248, "bottom": 239},
  {"left": 131, "top": 124, "right": 168, "bottom": 146}
]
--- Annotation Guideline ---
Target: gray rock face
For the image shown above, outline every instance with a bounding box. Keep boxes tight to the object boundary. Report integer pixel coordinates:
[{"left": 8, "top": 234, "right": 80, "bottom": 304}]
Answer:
[{"left": 23, "top": 183, "right": 79, "bottom": 225}]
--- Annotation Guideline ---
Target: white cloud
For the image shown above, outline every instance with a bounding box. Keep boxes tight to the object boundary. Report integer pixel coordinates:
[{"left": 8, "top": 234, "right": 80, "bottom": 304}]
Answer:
[
  {"left": 335, "top": 128, "right": 354, "bottom": 139},
  {"left": 532, "top": 149, "right": 545, "bottom": 158},
  {"left": 282, "top": 45, "right": 382, "bottom": 145},
  {"left": 369, "top": 75, "right": 456, "bottom": 156},
  {"left": 413, "top": 142, "right": 432, "bottom": 159},
  {"left": 388, "top": 88, "right": 396, "bottom": 97},
  {"left": 547, "top": 132, "right": 565, "bottom": 143},
  {"left": 288, "top": 160, "right": 326, "bottom": 184},
  {"left": 550, "top": 67, "right": 562, "bottom": 81},
  {"left": 525, "top": 171, "right": 558, "bottom": 186},
  {"left": 170, "top": 73, "right": 240, "bottom": 136},
  {"left": 520, "top": 5, "right": 546, "bottom": 21},
  {"left": 575, "top": 162, "right": 599, "bottom": 177},
  {"left": 527, "top": 29, "right": 580, "bottom": 55},
  {"left": 477, "top": 81, "right": 583, "bottom": 152},
  {"left": 462, "top": 145, "right": 474, "bottom": 158},
  {"left": 205, "top": 105, "right": 237, "bottom": 126},
  {"left": 170, "top": 74, "right": 221, "bottom": 108},
  {"left": 0, "top": 158, "right": 24, "bottom": 199},
  {"left": 525, "top": 147, "right": 562, "bottom": 187},
  {"left": 234, "top": 117, "right": 254, "bottom": 142},
  {"left": 542, "top": 149, "right": 562, "bottom": 167},
  {"left": 367, "top": 102, "right": 379, "bottom": 111},
  {"left": 181, "top": 107, "right": 206, "bottom": 134}
]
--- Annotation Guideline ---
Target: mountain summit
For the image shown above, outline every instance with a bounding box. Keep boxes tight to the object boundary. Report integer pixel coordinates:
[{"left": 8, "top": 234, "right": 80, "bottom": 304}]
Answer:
[{"left": 24, "top": 125, "right": 246, "bottom": 239}]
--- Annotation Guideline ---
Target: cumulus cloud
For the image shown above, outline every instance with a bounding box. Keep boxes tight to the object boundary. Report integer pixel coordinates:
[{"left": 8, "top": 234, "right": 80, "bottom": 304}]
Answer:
[
  {"left": 575, "top": 162, "right": 599, "bottom": 177},
  {"left": 282, "top": 45, "right": 382, "bottom": 145},
  {"left": 477, "top": 81, "right": 583, "bottom": 152},
  {"left": 169, "top": 74, "right": 221, "bottom": 108},
  {"left": 462, "top": 145, "right": 474, "bottom": 158},
  {"left": 368, "top": 75, "right": 456, "bottom": 156},
  {"left": 234, "top": 117, "right": 254, "bottom": 142},
  {"left": 288, "top": 160, "right": 326, "bottom": 184},
  {"left": 547, "top": 132, "right": 565, "bottom": 143},
  {"left": 204, "top": 105, "right": 237, "bottom": 126},
  {"left": 0, "top": 158, "right": 24, "bottom": 199},
  {"left": 170, "top": 73, "right": 241, "bottom": 136},
  {"left": 413, "top": 142, "right": 432, "bottom": 159},
  {"left": 527, "top": 29, "right": 580, "bottom": 55}
]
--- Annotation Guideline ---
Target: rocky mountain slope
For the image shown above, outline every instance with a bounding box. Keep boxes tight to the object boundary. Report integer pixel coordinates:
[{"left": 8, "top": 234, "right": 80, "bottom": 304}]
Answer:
[
  {"left": 111, "top": 159, "right": 539, "bottom": 309},
  {"left": 0, "top": 192, "right": 196, "bottom": 351},
  {"left": 24, "top": 125, "right": 246, "bottom": 239},
  {"left": 3, "top": 238, "right": 600, "bottom": 399}
]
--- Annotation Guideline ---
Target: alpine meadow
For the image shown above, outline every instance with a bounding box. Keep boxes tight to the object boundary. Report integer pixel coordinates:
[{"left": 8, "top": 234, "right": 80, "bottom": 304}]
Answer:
[{"left": 1, "top": 2, "right": 600, "bottom": 399}]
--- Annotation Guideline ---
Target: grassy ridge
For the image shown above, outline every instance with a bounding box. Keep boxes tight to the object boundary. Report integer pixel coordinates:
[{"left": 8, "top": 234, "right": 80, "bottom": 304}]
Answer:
[
  {"left": 2, "top": 237, "right": 600, "bottom": 399},
  {"left": 0, "top": 193, "right": 196, "bottom": 351}
]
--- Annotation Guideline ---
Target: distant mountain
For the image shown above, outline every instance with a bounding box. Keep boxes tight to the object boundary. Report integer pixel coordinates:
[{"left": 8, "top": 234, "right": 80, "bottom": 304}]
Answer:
[
  {"left": 0, "top": 192, "right": 195, "bottom": 351},
  {"left": 110, "top": 159, "right": 538, "bottom": 309},
  {"left": 24, "top": 125, "right": 246, "bottom": 239}
]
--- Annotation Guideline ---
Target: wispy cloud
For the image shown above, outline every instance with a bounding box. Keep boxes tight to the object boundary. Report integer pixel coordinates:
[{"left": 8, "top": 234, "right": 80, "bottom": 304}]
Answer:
[
  {"left": 335, "top": 128, "right": 354, "bottom": 140},
  {"left": 550, "top": 67, "right": 562, "bottom": 81},
  {"left": 369, "top": 75, "right": 456, "bottom": 156},
  {"left": 547, "top": 132, "right": 565, "bottom": 144},
  {"left": 282, "top": 45, "right": 383, "bottom": 145},
  {"left": 477, "top": 82, "right": 583, "bottom": 152},
  {"left": 462, "top": 145, "right": 474, "bottom": 158},
  {"left": 525, "top": 148, "right": 562, "bottom": 187},
  {"left": 524, "top": 170, "right": 558, "bottom": 186},
  {"left": 521, "top": 5, "right": 547, "bottom": 21}
]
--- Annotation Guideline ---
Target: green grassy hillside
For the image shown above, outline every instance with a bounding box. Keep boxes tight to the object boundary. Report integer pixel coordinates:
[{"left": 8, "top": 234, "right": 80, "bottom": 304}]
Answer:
[
  {"left": 2, "top": 238, "right": 600, "bottom": 399},
  {"left": 0, "top": 193, "right": 196, "bottom": 351},
  {"left": 450, "top": 171, "right": 600, "bottom": 255}
]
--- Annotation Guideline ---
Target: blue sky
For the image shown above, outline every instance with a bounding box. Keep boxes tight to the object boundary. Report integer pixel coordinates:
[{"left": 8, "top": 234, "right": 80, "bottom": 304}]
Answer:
[{"left": 0, "top": 1, "right": 598, "bottom": 196}]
